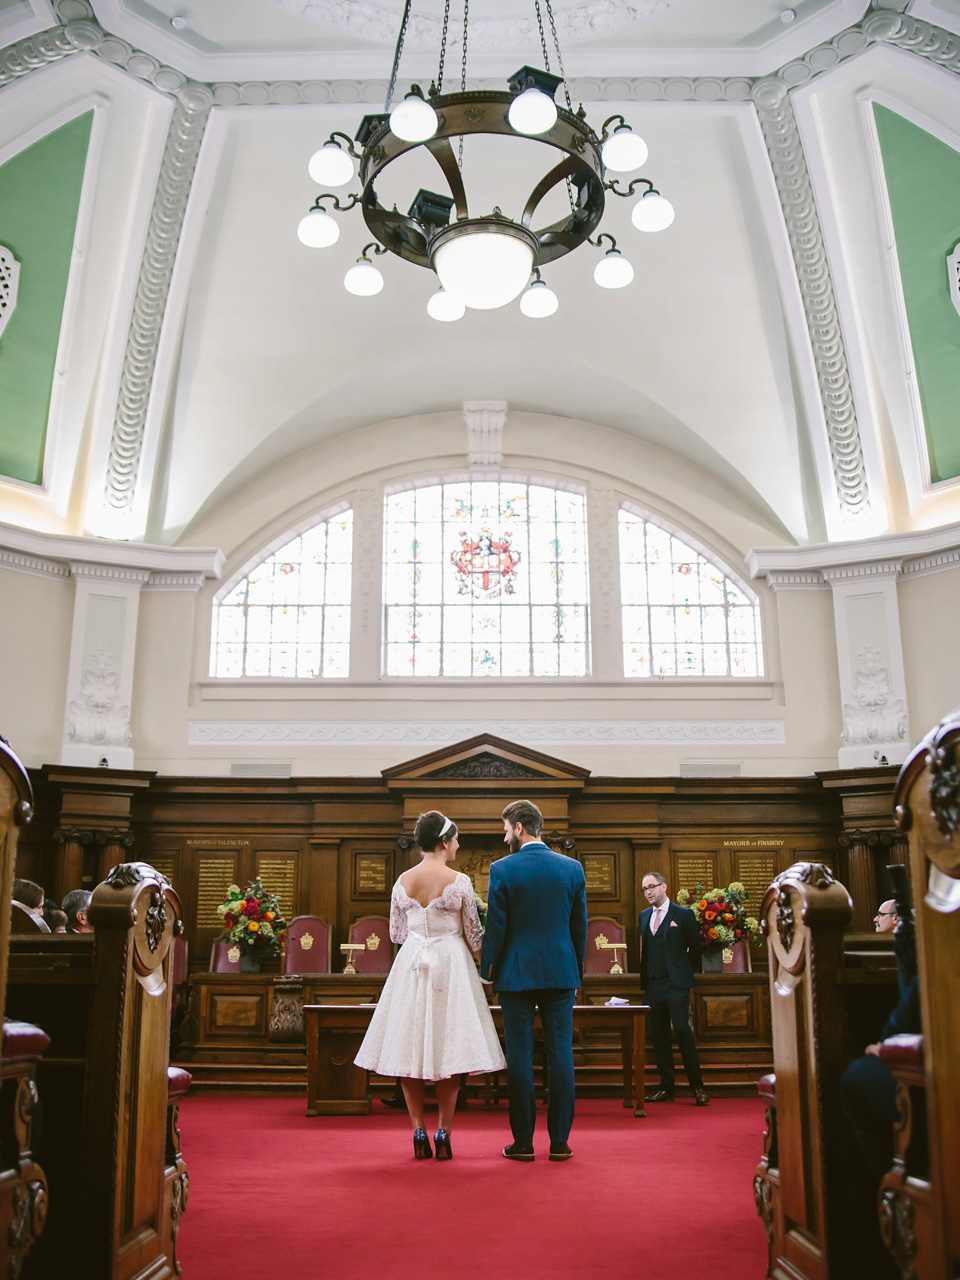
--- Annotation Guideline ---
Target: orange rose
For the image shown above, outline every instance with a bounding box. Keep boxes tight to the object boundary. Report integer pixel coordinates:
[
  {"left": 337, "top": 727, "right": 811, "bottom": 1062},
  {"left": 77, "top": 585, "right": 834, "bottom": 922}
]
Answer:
[
  {"left": 697, "top": 899, "right": 707, "bottom": 911},
  {"left": 704, "top": 910, "right": 716, "bottom": 921},
  {"left": 723, "top": 913, "right": 734, "bottom": 922},
  {"left": 264, "top": 911, "right": 274, "bottom": 921},
  {"left": 247, "top": 920, "right": 260, "bottom": 932},
  {"left": 708, "top": 927, "right": 719, "bottom": 940}
]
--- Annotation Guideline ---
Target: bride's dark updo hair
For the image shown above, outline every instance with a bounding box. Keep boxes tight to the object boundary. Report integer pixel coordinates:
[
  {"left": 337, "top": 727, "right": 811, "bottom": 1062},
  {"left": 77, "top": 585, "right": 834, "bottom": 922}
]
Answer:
[{"left": 414, "top": 810, "right": 458, "bottom": 851}]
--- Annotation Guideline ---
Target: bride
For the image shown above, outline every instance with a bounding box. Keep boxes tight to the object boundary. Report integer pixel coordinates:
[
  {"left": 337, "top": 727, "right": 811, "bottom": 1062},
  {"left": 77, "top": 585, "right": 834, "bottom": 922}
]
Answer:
[{"left": 354, "top": 810, "right": 506, "bottom": 1160}]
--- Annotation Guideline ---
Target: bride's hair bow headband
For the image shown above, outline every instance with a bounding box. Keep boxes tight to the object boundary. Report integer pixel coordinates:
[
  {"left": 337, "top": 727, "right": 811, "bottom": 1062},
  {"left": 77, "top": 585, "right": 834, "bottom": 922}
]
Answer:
[{"left": 438, "top": 816, "right": 453, "bottom": 838}]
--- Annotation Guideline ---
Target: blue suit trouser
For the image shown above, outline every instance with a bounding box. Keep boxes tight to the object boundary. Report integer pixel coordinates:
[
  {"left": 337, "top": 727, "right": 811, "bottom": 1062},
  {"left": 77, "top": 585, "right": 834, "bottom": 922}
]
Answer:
[{"left": 499, "top": 988, "right": 577, "bottom": 1146}]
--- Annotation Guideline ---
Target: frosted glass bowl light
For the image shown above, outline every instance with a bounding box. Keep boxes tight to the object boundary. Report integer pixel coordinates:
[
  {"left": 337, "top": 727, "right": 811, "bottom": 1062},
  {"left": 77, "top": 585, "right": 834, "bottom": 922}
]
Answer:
[
  {"left": 601, "top": 125, "right": 648, "bottom": 173},
  {"left": 390, "top": 92, "right": 439, "bottom": 143},
  {"left": 508, "top": 87, "right": 558, "bottom": 136},
  {"left": 632, "top": 190, "right": 675, "bottom": 232},
  {"left": 432, "top": 219, "right": 538, "bottom": 310},
  {"left": 308, "top": 142, "right": 355, "bottom": 187},
  {"left": 297, "top": 207, "right": 340, "bottom": 248}
]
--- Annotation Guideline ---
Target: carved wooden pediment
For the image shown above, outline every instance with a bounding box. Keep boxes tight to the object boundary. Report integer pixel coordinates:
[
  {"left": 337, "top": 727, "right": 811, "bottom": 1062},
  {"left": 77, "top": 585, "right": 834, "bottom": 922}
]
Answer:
[{"left": 382, "top": 733, "right": 590, "bottom": 791}]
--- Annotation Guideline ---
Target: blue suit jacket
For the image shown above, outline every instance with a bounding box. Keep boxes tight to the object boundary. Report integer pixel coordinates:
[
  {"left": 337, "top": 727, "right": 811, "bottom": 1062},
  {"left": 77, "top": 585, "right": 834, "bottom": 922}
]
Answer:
[
  {"left": 639, "top": 900, "right": 701, "bottom": 990},
  {"left": 480, "top": 842, "right": 587, "bottom": 992}
]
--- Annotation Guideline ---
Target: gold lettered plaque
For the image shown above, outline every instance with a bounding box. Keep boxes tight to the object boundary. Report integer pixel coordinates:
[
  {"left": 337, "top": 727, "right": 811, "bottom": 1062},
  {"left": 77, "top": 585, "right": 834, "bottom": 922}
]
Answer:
[
  {"left": 353, "top": 853, "right": 390, "bottom": 898},
  {"left": 674, "top": 854, "right": 717, "bottom": 896},
  {"left": 195, "top": 855, "right": 240, "bottom": 929},
  {"left": 582, "top": 853, "right": 618, "bottom": 900}
]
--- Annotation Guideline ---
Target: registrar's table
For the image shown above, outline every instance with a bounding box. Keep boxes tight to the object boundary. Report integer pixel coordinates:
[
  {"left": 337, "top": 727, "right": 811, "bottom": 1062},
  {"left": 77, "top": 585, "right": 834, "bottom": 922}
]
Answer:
[{"left": 304, "top": 1002, "right": 649, "bottom": 1117}]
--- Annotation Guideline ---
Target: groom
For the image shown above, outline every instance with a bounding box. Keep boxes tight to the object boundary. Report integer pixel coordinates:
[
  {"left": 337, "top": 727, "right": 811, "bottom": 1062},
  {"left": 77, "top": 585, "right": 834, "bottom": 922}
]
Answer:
[{"left": 480, "top": 799, "right": 587, "bottom": 1162}]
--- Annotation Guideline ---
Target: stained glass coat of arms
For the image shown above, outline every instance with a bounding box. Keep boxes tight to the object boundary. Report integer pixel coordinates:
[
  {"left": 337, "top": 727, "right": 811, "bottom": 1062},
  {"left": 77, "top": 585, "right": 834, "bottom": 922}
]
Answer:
[{"left": 383, "top": 482, "right": 589, "bottom": 677}]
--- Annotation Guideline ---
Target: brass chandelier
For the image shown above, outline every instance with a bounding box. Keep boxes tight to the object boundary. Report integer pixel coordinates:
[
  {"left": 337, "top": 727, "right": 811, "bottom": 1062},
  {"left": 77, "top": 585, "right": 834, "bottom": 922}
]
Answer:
[{"left": 296, "top": 0, "right": 675, "bottom": 319}]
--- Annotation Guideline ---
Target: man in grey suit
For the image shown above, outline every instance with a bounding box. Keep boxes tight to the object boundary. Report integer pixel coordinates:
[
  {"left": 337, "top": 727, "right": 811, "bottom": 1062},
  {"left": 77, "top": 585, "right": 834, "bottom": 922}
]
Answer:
[{"left": 480, "top": 799, "right": 587, "bottom": 1162}]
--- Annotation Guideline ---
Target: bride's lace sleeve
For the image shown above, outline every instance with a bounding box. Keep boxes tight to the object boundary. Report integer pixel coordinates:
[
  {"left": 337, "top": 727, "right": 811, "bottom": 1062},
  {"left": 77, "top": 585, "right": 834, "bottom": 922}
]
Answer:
[
  {"left": 460, "top": 878, "right": 483, "bottom": 952},
  {"left": 389, "top": 882, "right": 408, "bottom": 944}
]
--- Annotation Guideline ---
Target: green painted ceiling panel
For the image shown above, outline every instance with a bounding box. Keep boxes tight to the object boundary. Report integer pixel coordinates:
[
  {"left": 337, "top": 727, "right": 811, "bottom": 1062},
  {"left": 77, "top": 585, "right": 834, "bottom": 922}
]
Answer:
[
  {"left": 0, "top": 111, "right": 94, "bottom": 485},
  {"left": 874, "top": 103, "right": 960, "bottom": 485}
]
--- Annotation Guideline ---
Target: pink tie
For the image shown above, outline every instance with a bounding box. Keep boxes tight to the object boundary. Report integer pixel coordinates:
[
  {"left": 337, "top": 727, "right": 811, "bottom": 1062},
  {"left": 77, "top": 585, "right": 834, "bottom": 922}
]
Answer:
[{"left": 651, "top": 908, "right": 662, "bottom": 935}]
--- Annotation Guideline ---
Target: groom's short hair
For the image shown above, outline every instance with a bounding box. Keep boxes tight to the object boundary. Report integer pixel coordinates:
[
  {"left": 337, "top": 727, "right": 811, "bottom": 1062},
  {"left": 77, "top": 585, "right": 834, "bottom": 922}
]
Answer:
[{"left": 502, "top": 799, "right": 543, "bottom": 837}]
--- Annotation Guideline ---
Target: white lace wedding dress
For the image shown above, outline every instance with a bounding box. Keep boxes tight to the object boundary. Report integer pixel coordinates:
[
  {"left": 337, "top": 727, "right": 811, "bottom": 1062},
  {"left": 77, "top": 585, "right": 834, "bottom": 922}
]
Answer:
[{"left": 354, "top": 871, "right": 506, "bottom": 1081}]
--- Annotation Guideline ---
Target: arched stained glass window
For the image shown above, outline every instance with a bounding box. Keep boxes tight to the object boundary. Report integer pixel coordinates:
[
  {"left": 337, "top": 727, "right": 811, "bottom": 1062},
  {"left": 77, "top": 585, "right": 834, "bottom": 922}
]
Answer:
[
  {"left": 619, "top": 509, "right": 762, "bottom": 677},
  {"left": 210, "top": 510, "right": 352, "bottom": 678},
  {"left": 383, "top": 481, "right": 589, "bottom": 677}
]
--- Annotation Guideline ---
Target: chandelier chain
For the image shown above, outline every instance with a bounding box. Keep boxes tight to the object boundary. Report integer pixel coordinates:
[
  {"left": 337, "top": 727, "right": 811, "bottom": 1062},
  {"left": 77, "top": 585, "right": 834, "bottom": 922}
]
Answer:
[
  {"left": 458, "top": 0, "right": 469, "bottom": 169},
  {"left": 437, "top": 0, "right": 451, "bottom": 92},
  {"left": 384, "top": 0, "right": 414, "bottom": 111},
  {"left": 544, "top": 0, "right": 572, "bottom": 111},
  {"left": 534, "top": 0, "right": 552, "bottom": 74}
]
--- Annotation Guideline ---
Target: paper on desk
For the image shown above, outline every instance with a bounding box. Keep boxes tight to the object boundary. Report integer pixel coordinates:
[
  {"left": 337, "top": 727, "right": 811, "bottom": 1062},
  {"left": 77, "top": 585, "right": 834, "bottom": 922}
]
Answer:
[{"left": 605, "top": 996, "right": 630, "bottom": 1006}]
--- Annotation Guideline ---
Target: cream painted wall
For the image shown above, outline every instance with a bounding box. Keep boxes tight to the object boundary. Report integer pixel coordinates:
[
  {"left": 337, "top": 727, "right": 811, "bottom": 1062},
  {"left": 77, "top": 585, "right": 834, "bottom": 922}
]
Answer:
[
  {"left": 899, "top": 566, "right": 960, "bottom": 737},
  {"left": 773, "top": 587, "right": 843, "bottom": 768},
  {"left": 132, "top": 588, "right": 200, "bottom": 772},
  {"left": 0, "top": 566, "right": 73, "bottom": 766}
]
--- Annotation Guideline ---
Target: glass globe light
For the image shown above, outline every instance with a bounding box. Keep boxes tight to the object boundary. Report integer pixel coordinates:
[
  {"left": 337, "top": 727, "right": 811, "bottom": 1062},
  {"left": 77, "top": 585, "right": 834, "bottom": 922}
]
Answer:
[
  {"left": 601, "top": 125, "right": 648, "bottom": 173},
  {"left": 519, "top": 279, "right": 559, "bottom": 318},
  {"left": 344, "top": 258, "right": 384, "bottom": 296},
  {"left": 508, "top": 87, "right": 558, "bottom": 136},
  {"left": 390, "top": 91, "right": 439, "bottom": 143},
  {"left": 427, "top": 287, "right": 466, "bottom": 322},
  {"left": 308, "top": 142, "right": 354, "bottom": 187},
  {"left": 593, "top": 248, "right": 634, "bottom": 289},
  {"left": 632, "top": 190, "right": 675, "bottom": 232},
  {"left": 297, "top": 207, "right": 339, "bottom": 248},
  {"left": 433, "top": 227, "right": 535, "bottom": 310}
]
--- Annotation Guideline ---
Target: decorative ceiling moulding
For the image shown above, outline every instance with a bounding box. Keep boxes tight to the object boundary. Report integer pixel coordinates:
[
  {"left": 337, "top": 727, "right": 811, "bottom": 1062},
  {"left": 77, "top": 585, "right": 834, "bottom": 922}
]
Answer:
[
  {"left": 266, "top": 0, "right": 677, "bottom": 52},
  {"left": 0, "top": 520, "right": 223, "bottom": 583},
  {"left": 187, "top": 718, "right": 787, "bottom": 748},
  {"left": 747, "top": 519, "right": 960, "bottom": 589},
  {"left": 6, "top": 0, "right": 956, "bottom": 525}
]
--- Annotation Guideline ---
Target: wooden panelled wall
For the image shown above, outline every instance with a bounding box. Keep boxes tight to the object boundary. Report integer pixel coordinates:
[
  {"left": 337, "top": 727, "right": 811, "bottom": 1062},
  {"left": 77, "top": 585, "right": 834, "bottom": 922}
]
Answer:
[{"left": 14, "top": 736, "right": 904, "bottom": 976}]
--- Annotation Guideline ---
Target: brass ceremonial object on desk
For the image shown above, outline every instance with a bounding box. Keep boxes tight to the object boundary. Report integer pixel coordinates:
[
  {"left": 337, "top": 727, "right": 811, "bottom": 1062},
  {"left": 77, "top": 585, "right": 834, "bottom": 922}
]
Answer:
[
  {"left": 595, "top": 933, "right": 626, "bottom": 975},
  {"left": 340, "top": 942, "right": 366, "bottom": 975}
]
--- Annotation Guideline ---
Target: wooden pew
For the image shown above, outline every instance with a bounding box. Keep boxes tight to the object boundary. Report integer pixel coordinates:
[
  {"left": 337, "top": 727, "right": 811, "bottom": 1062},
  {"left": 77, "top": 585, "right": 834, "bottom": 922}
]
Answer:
[
  {"left": 0, "top": 739, "right": 48, "bottom": 1277},
  {"left": 6, "top": 862, "right": 186, "bottom": 1279},
  {"left": 753, "top": 861, "right": 899, "bottom": 1280},
  {"left": 888, "top": 707, "right": 960, "bottom": 1278}
]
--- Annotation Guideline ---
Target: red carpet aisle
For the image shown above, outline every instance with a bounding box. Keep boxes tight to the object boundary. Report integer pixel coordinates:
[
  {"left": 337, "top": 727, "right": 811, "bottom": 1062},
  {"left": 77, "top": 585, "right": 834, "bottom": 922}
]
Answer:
[{"left": 177, "top": 1096, "right": 767, "bottom": 1280}]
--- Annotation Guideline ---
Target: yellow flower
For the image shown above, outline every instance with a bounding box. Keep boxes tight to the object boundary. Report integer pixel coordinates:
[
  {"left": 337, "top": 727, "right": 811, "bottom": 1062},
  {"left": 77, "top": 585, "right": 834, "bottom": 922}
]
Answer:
[
  {"left": 247, "top": 920, "right": 260, "bottom": 932},
  {"left": 745, "top": 917, "right": 759, "bottom": 934}
]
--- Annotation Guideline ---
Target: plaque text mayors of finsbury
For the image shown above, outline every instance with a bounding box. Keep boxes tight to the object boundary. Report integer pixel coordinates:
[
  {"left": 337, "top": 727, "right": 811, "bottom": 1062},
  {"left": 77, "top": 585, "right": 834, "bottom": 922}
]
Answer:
[
  {"left": 186, "top": 839, "right": 250, "bottom": 846},
  {"left": 722, "top": 839, "right": 785, "bottom": 848}
]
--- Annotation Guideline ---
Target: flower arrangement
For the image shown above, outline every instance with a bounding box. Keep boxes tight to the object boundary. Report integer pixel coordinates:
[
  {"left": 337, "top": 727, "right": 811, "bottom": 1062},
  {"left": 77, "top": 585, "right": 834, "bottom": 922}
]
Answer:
[
  {"left": 474, "top": 892, "right": 487, "bottom": 931},
  {"left": 216, "top": 877, "right": 287, "bottom": 958},
  {"left": 676, "top": 881, "right": 760, "bottom": 952}
]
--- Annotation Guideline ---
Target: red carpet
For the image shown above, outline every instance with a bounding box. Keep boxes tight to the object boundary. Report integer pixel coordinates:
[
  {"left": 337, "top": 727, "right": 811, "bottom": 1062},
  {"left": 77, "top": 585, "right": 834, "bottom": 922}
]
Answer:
[{"left": 178, "top": 1095, "right": 768, "bottom": 1279}]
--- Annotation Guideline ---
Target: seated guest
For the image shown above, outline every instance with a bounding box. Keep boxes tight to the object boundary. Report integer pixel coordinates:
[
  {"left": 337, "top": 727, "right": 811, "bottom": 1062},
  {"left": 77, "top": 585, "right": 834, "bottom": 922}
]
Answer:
[
  {"left": 12, "top": 878, "right": 46, "bottom": 923},
  {"left": 841, "top": 976, "right": 921, "bottom": 1182},
  {"left": 873, "top": 899, "right": 898, "bottom": 933},
  {"left": 62, "top": 889, "right": 94, "bottom": 933},
  {"left": 42, "top": 900, "right": 69, "bottom": 933}
]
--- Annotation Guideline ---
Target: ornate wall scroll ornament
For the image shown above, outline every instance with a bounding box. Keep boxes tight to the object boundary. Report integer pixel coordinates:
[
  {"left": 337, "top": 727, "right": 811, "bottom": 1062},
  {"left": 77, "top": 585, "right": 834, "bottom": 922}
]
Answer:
[
  {"left": 428, "top": 753, "right": 544, "bottom": 779},
  {"left": 0, "top": 23, "right": 78, "bottom": 89},
  {"left": 64, "top": 646, "right": 132, "bottom": 747},
  {"left": 106, "top": 862, "right": 145, "bottom": 889},
  {"left": 545, "top": 830, "right": 576, "bottom": 853},
  {"left": 0, "top": 244, "right": 20, "bottom": 342},
  {"left": 841, "top": 642, "right": 909, "bottom": 747},
  {"left": 464, "top": 400, "right": 506, "bottom": 470},
  {"left": 948, "top": 246, "right": 960, "bottom": 323},
  {"left": 774, "top": 886, "right": 795, "bottom": 953},
  {"left": 144, "top": 891, "right": 168, "bottom": 952},
  {"left": 929, "top": 739, "right": 960, "bottom": 841}
]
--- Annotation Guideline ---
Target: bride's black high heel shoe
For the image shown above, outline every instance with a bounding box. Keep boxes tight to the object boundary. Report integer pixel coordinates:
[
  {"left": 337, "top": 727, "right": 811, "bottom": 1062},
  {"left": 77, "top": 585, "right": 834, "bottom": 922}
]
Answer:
[
  {"left": 413, "top": 1129, "right": 433, "bottom": 1160},
  {"left": 434, "top": 1128, "right": 452, "bottom": 1161}
]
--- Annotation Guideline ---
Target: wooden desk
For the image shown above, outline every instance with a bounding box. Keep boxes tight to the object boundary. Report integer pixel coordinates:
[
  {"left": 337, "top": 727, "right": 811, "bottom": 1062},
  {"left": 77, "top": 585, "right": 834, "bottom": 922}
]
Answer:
[{"left": 304, "top": 1002, "right": 649, "bottom": 1118}]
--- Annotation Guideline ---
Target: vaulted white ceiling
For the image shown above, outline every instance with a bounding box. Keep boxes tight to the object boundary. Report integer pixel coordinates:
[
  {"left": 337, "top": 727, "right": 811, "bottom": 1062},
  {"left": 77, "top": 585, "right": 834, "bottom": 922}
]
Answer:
[{"left": 2, "top": 0, "right": 959, "bottom": 556}]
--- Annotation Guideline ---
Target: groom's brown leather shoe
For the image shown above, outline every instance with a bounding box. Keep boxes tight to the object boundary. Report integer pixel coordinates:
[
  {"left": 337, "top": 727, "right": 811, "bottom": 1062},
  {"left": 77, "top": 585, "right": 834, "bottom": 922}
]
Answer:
[
  {"left": 549, "top": 1143, "right": 573, "bottom": 1161},
  {"left": 502, "top": 1143, "right": 535, "bottom": 1162}
]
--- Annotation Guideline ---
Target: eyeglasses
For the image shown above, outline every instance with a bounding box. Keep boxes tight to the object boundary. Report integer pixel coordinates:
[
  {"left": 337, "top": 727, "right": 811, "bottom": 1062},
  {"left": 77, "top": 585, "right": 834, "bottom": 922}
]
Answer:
[
  {"left": 874, "top": 910, "right": 897, "bottom": 918},
  {"left": 642, "top": 885, "right": 662, "bottom": 893}
]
